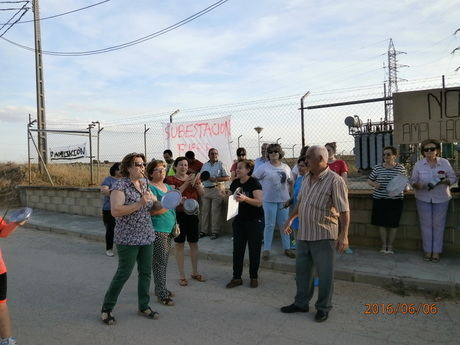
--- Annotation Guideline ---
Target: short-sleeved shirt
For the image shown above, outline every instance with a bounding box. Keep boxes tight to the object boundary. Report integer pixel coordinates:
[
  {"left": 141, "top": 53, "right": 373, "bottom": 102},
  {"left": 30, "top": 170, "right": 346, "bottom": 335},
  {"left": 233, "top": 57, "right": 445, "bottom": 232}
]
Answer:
[
  {"left": 164, "top": 176, "right": 200, "bottom": 213},
  {"left": 230, "top": 177, "right": 263, "bottom": 221},
  {"left": 230, "top": 161, "right": 238, "bottom": 173},
  {"left": 252, "top": 162, "right": 292, "bottom": 203},
  {"left": 291, "top": 175, "right": 305, "bottom": 230},
  {"left": 409, "top": 157, "right": 457, "bottom": 203},
  {"left": 112, "top": 178, "right": 155, "bottom": 246},
  {"left": 101, "top": 176, "right": 118, "bottom": 211},
  {"left": 149, "top": 184, "right": 176, "bottom": 233},
  {"left": 187, "top": 159, "right": 203, "bottom": 174},
  {"left": 297, "top": 168, "right": 349, "bottom": 241},
  {"left": 254, "top": 157, "right": 268, "bottom": 170},
  {"left": 328, "top": 160, "right": 348, "bottom": 176},
  {"left": 200, "top": 160, "right": 229, "bottom": 188},
  {"left": 166, "top": 164, "right": 175, "bottom": 176},
  {"left": 368, "top": 163, "right": 407, "bottom": 199},
  {"left": 0, "top": 218, "right": 19, "bottom": 274}
]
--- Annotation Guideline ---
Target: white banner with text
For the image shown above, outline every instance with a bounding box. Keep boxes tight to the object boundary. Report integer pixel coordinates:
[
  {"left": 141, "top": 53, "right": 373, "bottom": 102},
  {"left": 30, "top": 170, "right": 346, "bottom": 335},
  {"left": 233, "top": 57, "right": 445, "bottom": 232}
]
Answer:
[
  {"left": 162, "top": 116, "right": 232, "bottom": 169},
  {"left": 49, "top": 143, "right": 87, "bottom": 161}
]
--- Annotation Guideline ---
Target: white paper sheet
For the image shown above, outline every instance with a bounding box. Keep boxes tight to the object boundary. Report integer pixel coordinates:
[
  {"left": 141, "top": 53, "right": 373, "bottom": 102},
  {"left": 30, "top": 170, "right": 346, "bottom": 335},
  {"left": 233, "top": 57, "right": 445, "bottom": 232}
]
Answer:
[{"left": 226, "top": 195, "right": 239, "bottom": 221}]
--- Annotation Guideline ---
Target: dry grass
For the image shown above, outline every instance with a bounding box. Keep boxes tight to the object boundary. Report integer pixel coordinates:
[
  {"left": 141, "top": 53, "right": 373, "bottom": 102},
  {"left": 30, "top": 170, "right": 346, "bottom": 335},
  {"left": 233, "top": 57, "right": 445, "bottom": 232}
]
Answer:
[
  {"left": 0, "top": 162, "right": 112, "bottom": 205},
  {"left": 28, "top": 163, "right": 111, "bottom": 187}
]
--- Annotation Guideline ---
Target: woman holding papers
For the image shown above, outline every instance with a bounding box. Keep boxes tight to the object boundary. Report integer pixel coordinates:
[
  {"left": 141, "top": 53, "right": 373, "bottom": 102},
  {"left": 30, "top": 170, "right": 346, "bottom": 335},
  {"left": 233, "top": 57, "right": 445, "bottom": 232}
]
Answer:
[
  {"left": 226, "top": 160, "right": 264, "bottom": 289},
  {"left": 367, "top": 146, "right": 407, "bottom": 255}
]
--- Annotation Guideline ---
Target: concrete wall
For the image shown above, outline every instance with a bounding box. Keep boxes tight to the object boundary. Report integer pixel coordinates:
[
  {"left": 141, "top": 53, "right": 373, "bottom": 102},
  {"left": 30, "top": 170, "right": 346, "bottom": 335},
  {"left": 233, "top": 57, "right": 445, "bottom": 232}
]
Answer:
[
  {"left": 16, "top": 186, "right": 460, "bottom": 253},
  {"left": 348, "top": 191, "right": 460, "bottom": 253},
  {"left": 17, "top": 186, "right": 101, "bottom": 217}
]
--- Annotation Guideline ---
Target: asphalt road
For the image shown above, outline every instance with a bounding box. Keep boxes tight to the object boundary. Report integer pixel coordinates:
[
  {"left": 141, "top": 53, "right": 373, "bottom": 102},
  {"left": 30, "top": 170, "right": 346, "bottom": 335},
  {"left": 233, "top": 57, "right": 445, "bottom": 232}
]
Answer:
[{"left": 2, "top": 227, "right": 459, "bottom": 345}]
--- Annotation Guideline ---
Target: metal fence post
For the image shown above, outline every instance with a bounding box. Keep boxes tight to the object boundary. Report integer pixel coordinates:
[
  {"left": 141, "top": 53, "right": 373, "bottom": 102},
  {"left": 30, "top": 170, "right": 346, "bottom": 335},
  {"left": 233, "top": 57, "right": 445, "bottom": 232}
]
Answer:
[
  {"left": 144, "top": 124, "right": 150, "bottom": 160},
  {"left": 300, "top": 91, "right": 310, "bottom": 148},
  {"left": 88, "top": 123, "right": 94, "bottom": 185}
]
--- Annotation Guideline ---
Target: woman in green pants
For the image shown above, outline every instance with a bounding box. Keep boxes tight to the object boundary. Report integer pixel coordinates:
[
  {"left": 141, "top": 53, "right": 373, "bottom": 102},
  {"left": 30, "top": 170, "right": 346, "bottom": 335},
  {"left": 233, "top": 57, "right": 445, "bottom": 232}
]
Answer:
[{"left": 101, "top": 152, "right": 162, "bottom": 325}]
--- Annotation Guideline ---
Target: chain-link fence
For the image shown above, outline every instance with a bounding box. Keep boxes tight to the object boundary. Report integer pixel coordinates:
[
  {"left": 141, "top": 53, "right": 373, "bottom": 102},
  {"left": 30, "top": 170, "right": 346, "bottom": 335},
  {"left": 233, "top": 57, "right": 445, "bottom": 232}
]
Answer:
[{"left": 27, "top": 75, "right": 460, "bottom": 188}]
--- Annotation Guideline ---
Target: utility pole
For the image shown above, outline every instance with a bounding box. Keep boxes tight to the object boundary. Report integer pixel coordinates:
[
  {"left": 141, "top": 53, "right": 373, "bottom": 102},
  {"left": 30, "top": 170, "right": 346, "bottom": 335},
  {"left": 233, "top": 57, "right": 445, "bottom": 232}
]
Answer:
[{"left": 32, "top": 0, "right": 48, "bottom": 170}]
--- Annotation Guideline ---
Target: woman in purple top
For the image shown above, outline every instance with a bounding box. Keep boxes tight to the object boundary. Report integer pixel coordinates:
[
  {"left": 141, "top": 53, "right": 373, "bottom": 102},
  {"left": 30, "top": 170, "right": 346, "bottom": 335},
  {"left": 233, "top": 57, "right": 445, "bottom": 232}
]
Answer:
[
  {"left": 410, "top": 139, "right": 457, "bottom": 262},
  {"left": 101, "top": 153, "right": 162, "bottom": 325}
]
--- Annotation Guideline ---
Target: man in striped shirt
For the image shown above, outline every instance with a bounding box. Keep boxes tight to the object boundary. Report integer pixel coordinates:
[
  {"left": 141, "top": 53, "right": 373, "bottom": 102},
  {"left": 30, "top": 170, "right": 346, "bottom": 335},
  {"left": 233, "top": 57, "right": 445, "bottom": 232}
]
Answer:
[{"left": 281, "top": 145, "right": 350, "bottom": 322}]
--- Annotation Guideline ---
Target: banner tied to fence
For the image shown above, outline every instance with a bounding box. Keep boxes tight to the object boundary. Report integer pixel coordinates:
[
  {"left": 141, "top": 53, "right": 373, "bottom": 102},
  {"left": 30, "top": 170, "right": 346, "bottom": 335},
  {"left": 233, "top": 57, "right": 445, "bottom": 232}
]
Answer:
[
  {"left": 393, "top": 87, "right": 460, "bottom": 144},
  {"left": 50, "top": 143, "right": 87, "bottom": 161},
  {"left": 162, "top": 116, "right": 233, "bottom": 169}
]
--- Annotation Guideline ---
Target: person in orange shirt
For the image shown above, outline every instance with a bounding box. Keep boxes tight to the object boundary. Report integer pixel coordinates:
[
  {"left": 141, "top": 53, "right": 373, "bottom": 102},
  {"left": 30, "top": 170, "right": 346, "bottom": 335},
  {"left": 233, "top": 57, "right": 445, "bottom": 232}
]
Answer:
[{"left": 0, "top": 216, "right": 27, "bottom": 345}]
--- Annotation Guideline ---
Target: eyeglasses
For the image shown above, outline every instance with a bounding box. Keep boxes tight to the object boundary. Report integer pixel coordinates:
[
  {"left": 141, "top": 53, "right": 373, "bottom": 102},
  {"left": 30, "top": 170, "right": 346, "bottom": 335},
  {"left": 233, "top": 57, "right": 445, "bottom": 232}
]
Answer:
[
  {"left": 267, "top": 150, "right": 279, "bottom": 154},
  {"left": 423, "top": 147, "right": 436, "bottom": 152},
  {"left": 238, "top": 154, "right": 246, "bottom": 157},
  {"left": 133, "top": 162, "right": 147, "bottom": 167}
]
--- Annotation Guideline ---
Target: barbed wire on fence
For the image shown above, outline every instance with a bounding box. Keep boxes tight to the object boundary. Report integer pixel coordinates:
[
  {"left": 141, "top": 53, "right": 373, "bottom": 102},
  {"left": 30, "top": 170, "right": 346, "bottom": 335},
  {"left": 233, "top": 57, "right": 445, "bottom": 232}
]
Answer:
[{"left": 28, "top": 75, "right": 460, "bottom": 188}]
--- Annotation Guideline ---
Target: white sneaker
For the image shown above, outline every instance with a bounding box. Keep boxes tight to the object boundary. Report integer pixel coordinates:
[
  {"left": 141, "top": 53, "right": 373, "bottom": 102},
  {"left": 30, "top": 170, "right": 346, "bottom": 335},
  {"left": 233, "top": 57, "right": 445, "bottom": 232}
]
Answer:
[{"left": 106, "top": 250, "right": 114, "bottom": 257}]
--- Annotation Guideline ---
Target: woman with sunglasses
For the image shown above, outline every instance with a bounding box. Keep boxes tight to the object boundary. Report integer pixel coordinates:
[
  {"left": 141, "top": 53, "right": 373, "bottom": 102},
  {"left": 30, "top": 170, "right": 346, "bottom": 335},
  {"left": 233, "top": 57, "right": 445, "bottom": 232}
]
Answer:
[
  {"left": 101, "top": 153, "right": 162, "bottom": 324},
  {"left": 410, "top": 139, "right": 457, "bottom": 262},
  {"left": 165, "top": 157, "right": 206, "bottom": 287},
  {"left": 146, "top": 160, "right": 177, "bottom": 306},
  {"left": 230, "top": 147, "right": 247, "bottom": 181},
  {"left": 367, "top": 147, "right": 407, "bottom": 254},
  {"left": 253, "top": 143, "right": 294, "bottom": 260}
]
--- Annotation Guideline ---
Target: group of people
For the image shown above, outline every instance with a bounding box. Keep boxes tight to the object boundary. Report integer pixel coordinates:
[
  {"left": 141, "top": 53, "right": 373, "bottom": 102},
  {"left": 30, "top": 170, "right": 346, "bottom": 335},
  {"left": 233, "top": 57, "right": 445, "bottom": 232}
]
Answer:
[
  {"left": 97, "top": 141, "right": 353, "bottom": 324},
  {"left": 97, "top": 138, "right": 458, "bottom": 325},
  {"left": 99, "top": 152, "right": 208, "bottom": 324},
  {"left": 367, "top": 139, "right": 457, "bottom": 262}
]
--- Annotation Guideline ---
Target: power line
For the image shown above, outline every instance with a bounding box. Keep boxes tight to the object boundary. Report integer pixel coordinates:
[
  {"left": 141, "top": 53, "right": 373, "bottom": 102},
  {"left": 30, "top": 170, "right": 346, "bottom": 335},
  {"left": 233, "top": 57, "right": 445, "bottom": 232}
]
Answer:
[
  {"left": 0, "top": 6, "right": 28, "bottom": 10},
  {"left": 0, "top": 0, "right": 28, "bottom": 35},
  {"left": 0, "top": 6, "right": 27, "bottom": 37},
  {"left": 0, "top": 0, "right": 229, "bottom": 56},
  {"left": 0, "top": 0, "right": 110, "bottom": 25}
]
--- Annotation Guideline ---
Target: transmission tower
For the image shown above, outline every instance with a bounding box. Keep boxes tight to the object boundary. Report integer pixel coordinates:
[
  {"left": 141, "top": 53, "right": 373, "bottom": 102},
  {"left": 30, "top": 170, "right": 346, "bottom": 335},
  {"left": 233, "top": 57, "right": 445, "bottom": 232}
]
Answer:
[
  {"left": 32, "top": 0, "right": 48, "bottom": 167},
  {"left": 453, "top": 28, "right": 460, "bottom": 71},
  {"left": 384, "top": 38, "right": 407, "bottom": 121}
]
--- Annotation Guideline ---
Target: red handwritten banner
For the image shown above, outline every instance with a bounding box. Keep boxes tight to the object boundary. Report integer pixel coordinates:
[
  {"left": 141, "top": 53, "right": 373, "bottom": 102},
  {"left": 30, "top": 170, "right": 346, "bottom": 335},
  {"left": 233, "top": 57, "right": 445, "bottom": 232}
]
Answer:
[{"left": 163, "top": 116, "right": 233, "bottom": 169}]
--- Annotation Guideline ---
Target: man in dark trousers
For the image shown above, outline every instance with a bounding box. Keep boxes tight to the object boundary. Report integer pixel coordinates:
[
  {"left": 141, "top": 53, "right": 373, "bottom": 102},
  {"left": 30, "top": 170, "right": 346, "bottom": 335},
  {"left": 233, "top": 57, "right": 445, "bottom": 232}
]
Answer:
[{"left": 281, "top": 145, "right": 349, "bottom": 322}]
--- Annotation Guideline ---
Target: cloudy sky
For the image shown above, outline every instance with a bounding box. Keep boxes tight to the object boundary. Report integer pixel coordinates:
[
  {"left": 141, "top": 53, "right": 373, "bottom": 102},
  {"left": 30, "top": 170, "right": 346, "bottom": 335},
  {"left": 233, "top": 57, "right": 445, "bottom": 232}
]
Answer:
[{"left": 1, "top": 0, "right": 459, "bottom": 162}]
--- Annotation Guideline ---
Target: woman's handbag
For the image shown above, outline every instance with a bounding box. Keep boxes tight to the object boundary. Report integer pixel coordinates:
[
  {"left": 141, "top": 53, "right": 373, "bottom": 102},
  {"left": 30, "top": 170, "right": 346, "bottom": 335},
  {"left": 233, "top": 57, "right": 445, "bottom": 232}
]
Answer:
[{"left": 171, "top": 223, "right": 180, "bottom": 238}]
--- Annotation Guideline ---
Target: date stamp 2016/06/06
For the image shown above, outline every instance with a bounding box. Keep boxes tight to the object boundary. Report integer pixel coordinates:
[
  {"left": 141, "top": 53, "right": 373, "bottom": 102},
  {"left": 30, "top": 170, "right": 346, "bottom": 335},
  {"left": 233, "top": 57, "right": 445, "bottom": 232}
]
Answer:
[{"left": 363, "top": 303, "right": 438, "bottom": 315}]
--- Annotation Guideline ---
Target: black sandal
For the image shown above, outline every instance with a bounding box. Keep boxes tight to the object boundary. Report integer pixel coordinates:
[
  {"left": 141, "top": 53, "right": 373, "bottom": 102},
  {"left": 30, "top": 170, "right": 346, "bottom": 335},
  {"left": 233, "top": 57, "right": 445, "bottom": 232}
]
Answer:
[
  {"left": 101, "top": 310, "right": 116, "bottom": 325},
  {"left": 139, "top": 307, "right": 159, "bottom": 319},
  {"left": 158, "top": 297, "right": 175, "bottom": 306}
]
